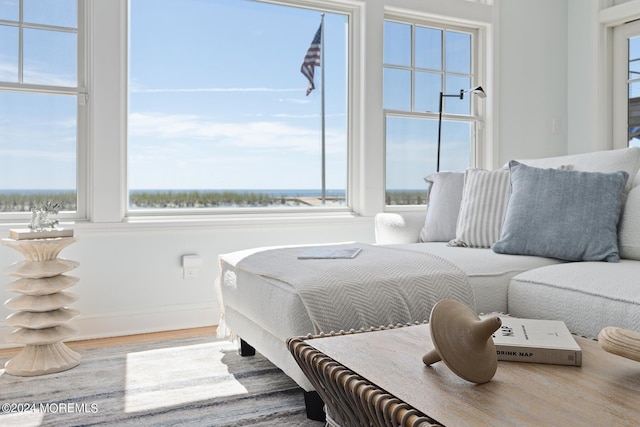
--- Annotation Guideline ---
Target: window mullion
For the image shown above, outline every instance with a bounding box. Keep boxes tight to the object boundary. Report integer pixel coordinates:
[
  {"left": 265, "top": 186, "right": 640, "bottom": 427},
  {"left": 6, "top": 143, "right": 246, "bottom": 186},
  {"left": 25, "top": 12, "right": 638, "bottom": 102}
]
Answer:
[{"left": 18, "top": 0, "right": 23, "bottom": 84}]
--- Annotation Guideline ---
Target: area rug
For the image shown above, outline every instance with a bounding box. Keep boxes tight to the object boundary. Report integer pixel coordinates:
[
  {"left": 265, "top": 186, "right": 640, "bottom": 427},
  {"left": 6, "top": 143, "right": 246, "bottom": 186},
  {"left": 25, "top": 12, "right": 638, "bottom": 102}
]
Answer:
[{"left": 0, "top": 336, "right": 323, "bottom": 426}]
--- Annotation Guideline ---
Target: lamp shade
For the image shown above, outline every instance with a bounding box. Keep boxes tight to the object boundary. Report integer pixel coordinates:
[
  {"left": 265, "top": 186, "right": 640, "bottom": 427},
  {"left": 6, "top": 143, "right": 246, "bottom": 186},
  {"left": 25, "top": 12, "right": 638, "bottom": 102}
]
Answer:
[{"left": 466, "top": 86, "right": 486, "bottom": 98}]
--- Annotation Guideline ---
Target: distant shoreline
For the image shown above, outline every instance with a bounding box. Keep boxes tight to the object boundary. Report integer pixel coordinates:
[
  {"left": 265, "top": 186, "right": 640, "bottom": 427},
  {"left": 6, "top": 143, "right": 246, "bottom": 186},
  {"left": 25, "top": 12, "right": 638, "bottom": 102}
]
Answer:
[{"left": 0, "top": 189, "right": 426, "bottom": 211}]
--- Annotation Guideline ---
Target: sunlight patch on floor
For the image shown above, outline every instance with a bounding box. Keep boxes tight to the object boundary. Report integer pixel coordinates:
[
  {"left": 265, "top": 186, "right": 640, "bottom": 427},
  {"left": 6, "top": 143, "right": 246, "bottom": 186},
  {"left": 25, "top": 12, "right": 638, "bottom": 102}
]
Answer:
[
  {"left": 0, "top": 376, "right": 46, "bottom": 427},
  {"left": 0, "top": 410, "right": 45, "bottom": 427},
  {"left": 124, "top": 341, "right": 248, "bottom": 413}
]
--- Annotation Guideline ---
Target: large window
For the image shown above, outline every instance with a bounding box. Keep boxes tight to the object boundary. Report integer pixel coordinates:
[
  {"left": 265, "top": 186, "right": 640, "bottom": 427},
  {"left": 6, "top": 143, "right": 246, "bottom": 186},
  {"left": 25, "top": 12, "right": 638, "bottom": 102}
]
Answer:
[
  {"left": 0, "top": 0, "right": 83, "bottom": 216},
  {"left": 383, "top": 18, "right": 481, "bottom": 206},
  {"left": 613, "top": 19, "right": 640, "bottom": 149},
  {"left": 128, "top": 0, "right": 349, "bottom": 212}
]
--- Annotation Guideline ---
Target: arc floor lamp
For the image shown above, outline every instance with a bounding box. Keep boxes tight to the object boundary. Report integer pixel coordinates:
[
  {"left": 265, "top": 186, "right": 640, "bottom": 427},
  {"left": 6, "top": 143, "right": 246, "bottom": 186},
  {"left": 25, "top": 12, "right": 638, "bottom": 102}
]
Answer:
[{"left": 436, "top": 85, "right": 486, "bottom": 172}]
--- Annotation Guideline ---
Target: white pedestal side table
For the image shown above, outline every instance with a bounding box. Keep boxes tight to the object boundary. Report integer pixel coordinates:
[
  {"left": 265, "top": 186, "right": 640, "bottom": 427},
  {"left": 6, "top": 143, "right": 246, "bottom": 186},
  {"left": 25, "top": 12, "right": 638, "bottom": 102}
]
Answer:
[{"left": 2, "top": 235, "right": 80, "bottom": 376}]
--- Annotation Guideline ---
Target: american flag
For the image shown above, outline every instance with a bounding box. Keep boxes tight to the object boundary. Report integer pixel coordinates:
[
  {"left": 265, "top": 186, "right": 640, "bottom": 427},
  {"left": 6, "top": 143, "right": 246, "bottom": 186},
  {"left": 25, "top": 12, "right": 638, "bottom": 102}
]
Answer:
[{"left": 301, "top": 23, "right": 322, "bottom": 96}]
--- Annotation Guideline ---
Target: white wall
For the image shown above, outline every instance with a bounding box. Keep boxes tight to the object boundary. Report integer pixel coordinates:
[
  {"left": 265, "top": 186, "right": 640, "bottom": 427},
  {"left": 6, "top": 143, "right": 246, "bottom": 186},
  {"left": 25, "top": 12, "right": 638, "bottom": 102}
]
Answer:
[
  {"left": 496, "top": 0, "right": 568, "bottom": 164},
  {"left": 0, "top": 0, "right": 584, "bottom": 347}
]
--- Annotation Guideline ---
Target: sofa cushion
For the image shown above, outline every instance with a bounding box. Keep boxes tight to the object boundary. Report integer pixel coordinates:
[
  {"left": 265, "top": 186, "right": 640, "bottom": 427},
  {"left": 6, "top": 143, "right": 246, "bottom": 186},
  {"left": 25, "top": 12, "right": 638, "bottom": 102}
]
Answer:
[
  {"left": 449, "top": 168, "right": 510, "bottom": 248},
  {"left": 392, "top": 242, "right": 563, "bottom": 314},
  {"left": 515, "top": 146, "right": 640, "bottom": 194},
  {"left": 492, "top": 161, "right": 628, "bottom": 262},
  {"left": 508, "top": 261, "right": 640, "bottom": 338},
  {"left": 419, "top": 172, "right": 464, "bottom": 242},
  {"left": 619, "top": 185, "right": 640, "bottom": 260}
]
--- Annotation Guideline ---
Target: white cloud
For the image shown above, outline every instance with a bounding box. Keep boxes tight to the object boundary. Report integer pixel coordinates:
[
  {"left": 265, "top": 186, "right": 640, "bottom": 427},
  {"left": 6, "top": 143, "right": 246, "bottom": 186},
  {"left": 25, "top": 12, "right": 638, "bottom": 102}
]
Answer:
[
  {"left": 0, "top": 60, "right": 75, "bottom": 87},
  {"left": 0, "top": 62, "right": 17, "bottom": 82},
  {"left": 128, "top": 112, "right": 344, "bottom": 154},
  {"left": 0, "top": 149, "right": 74, "bottom": 161}
]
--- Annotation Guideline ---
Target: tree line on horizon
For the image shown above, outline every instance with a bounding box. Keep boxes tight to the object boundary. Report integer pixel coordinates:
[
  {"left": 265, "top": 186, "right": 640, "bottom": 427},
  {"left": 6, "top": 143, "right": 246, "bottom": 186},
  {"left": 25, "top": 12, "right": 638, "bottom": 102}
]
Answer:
[{"left": 0, "top": 189, "right": 425, "bottom": 211}]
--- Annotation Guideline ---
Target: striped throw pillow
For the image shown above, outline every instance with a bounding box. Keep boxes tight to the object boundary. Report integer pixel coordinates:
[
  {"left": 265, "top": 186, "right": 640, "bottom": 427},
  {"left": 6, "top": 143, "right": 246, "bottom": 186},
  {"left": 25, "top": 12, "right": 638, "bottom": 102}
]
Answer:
[{"left": 449, "top": 168, "right": 511, "bottom": 248}]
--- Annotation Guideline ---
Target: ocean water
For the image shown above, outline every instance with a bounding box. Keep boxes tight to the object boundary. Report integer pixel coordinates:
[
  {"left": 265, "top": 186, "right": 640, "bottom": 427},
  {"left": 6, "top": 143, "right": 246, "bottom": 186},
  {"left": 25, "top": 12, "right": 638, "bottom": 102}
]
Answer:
[
  {"left": 128, "top": 189, "right": 347, "bottom": 197},
  {"left": 0, "top": 189, "right": 426, "bottom": 197},
  {"left": 0, "top": 189, "right": 347, "bottom": 197}
]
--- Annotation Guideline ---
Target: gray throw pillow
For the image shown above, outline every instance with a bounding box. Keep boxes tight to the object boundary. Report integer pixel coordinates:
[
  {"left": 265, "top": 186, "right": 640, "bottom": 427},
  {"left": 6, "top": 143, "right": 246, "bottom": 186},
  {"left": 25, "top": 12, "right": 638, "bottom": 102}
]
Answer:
[
  {"left": 492, "top": 161, "right": 629, "bottom": 262},
  {"left": 419, "top": 172, "right": 465, "bottom": 242}
]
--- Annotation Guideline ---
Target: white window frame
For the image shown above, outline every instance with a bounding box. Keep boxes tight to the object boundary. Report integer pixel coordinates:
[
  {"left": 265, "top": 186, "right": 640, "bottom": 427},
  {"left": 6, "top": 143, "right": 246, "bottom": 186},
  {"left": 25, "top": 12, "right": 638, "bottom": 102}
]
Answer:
[
  {"left": 0, "top": 0, "right": 88, "bottom": 221},
  {"left": 382, "top": 12, "right": 486, "bottom": 209},
  {"left": 613, "top": 19, "right": 640, "bottom": 149},
  {"left": 122, "top": 0, "right": 362, "bottom": 218}
]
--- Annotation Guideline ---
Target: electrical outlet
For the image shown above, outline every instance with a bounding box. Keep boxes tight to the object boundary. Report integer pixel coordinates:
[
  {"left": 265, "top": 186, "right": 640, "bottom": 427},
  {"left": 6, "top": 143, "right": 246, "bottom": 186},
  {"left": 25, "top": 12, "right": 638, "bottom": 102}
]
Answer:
[{"left": 183, "top": 268, "right": 199, "bottom": 279}]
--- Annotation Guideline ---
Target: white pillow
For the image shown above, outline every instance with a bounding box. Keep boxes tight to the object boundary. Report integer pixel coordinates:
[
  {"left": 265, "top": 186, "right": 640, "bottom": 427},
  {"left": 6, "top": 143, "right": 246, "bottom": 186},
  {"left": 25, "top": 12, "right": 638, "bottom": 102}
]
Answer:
[
  {"left": 419, "top": 172, "right": 465, "bottom": 242},
  {"left": 449, "top": 168, "right": 510, "bottom": 248},
  {"left": 618, "top": 185, "right": 640, "bottom": 260},
  {"left": 514, "top": 147, "right": 640, "bottom": 194}
]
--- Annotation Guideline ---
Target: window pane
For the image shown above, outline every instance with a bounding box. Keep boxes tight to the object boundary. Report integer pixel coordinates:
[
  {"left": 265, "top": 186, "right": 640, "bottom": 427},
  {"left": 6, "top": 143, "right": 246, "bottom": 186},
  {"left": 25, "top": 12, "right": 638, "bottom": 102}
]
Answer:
[
  {"left": 415, "top": 26, "right": 441, "bottom": 70},
  {"left": 383, "top": 68, "right": 411, "bottom": 111},
  {"left": 129, "top": 0, "right": 348, "bottom": 209},
  {"left": 438, "top": 121, "right": 471, "bottom": 172},
  {"left": 629, "top": 80, "right": 640, "bottom": 146},
  {"left": 385, "top": 116, "right": 436, "bottom": 205},
  {"left": 24, "top": 28, "right": 77, "bottom": 86},
  {"left": 23, "top": 0, "right": 77, "bottom": 28},
  {"left": 384, "top": 21, "right": 411, "bottom": 67},
  {"left": 0, "top": 25, "right": 19, "bottom": 83},
  {"left": 630, "top": 35, "right": 640, "bottom": 62},
  {"left": 445, "top": 75, "right": 471, "bottom": 115},
  {"left": 0, "top": 92, "right": 77, "bottom": 212},
  {"left": 630, "top": 59, "right": 640, "bottom": 79},
  {"left": 0, "top": 0, "right": 18, "bottom": 21},
  {"left": 415, "top": 71, "right": 440, "bottom": 113},
  {"left": 445, "top": 31, "right": 471, "bottom": 74}
]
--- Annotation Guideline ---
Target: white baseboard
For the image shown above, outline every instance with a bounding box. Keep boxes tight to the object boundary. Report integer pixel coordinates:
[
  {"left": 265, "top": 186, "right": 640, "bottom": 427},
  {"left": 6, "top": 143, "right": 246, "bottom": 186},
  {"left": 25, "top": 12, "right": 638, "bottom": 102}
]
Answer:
[{"left": 0, "top": 303, "right": 221, "bottom": 349}]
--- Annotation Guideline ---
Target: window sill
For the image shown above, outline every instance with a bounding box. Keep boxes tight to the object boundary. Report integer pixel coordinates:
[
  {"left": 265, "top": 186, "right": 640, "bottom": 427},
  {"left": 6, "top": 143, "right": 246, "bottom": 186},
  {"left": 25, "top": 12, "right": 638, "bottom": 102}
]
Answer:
[{"left": 0, "top": 211, "right": 372, "bottom": 236}]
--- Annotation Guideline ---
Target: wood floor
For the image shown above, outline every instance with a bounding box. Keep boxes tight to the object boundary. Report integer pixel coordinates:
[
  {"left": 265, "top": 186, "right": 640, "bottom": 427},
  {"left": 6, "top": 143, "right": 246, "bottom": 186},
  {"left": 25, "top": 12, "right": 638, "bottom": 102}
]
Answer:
[{"left": 0, "top": 326, "right": 218, "bottom": 358}]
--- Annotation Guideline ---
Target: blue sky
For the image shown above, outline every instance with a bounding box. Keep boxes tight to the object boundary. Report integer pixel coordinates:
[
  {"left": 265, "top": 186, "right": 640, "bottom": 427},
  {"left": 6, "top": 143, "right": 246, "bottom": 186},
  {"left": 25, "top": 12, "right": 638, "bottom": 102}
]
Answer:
[
  {"left": 128, "top": 0, "right": 348, "bottom": 191},
  {"left": 2, "top": 0, "right": 639, "bottom": 195},
  {"left": 0, "top": 0, "right": 348, "bottom": 192},
  {"left": 0, "top": 0, "right": 480, "bottom": 196}
]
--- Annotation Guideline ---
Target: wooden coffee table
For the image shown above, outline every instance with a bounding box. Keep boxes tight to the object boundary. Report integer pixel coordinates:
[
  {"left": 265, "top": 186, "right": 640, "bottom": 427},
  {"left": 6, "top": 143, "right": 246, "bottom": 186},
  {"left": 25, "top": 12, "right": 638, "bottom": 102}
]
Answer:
[{"left": 288, "top": 323, "right": 640, "bottom": 426}]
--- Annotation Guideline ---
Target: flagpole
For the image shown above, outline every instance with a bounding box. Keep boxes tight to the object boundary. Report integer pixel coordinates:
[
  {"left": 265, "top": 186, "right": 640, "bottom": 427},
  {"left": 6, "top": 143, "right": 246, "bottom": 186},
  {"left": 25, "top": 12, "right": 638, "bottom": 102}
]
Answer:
[{"left": 320, "top": 13, "right": 326, "bottom": 205}]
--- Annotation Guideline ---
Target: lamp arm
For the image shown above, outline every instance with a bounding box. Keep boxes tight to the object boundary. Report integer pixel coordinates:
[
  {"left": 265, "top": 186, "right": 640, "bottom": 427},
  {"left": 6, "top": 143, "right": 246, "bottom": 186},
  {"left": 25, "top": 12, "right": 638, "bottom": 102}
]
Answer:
[{"left": 437, "top": 92, "right": 444, "bottom": 172}]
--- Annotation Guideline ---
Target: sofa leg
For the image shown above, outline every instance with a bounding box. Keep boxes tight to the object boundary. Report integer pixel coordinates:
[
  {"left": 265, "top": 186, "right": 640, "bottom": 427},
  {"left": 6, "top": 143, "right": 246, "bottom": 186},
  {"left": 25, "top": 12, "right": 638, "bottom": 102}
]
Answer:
[
  {"left": 304, "top": 390, "right": 325, "bottom": 421},
  {"left": 238, "top": 339, "right": 256, "bottom": 357}
]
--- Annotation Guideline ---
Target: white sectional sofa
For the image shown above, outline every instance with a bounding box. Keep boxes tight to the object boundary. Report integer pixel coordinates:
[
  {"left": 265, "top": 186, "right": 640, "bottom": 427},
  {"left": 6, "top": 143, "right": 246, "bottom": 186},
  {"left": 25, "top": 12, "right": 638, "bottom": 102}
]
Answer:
[
  {"left": 216, "top": 147, "right": 640, "bottom": 419},
  {"left": 375, "top": 147, "right": 640, "bottom": 338}
]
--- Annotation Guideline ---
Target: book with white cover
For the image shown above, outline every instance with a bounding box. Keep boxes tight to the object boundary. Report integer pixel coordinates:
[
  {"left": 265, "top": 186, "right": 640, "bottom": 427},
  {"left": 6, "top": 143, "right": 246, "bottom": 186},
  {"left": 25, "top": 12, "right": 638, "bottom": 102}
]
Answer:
[
  {"left": 297, "top": 247, "right": 362, "bottom": 259},
  {"left": 487, "top": 316, "right": 582, "bottom": 366},
  {"left": 9, "top": 228, "right": 74, "bottom": 240}
]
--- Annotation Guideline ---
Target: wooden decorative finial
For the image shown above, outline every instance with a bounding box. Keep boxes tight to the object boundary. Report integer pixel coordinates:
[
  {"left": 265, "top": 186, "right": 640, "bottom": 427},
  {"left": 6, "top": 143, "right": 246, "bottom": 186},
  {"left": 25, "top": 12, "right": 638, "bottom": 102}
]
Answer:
[{"left": 423, "top": 299, "right": 501, "bottom": 384}]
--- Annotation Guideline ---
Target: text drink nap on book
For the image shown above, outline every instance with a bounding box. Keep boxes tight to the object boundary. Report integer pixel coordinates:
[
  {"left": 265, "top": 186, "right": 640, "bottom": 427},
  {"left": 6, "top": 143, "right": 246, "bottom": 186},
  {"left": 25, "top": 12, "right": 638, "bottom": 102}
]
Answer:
[{"left": 489, "top": 317, "right": 582, "bottom": 366}]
